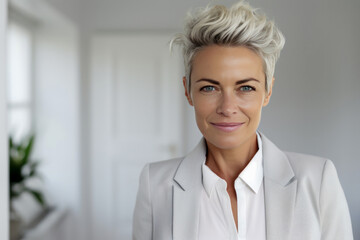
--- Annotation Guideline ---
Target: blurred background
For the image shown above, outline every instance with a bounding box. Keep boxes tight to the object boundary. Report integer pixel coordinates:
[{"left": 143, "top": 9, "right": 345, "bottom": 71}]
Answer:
[{"left": 2, "top": 0, "right": 359, "bottom": 239}]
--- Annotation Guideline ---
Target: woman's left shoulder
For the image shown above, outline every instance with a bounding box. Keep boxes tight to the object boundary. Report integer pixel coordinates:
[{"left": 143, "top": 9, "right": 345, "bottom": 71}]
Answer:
[{"left": 284, "top": 151, "right": 335, "bottom": 179}]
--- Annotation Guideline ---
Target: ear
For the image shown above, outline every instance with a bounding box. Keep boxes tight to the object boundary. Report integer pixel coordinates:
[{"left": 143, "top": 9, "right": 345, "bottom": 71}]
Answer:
[
  {"left": 183, "top": 76, "right": 193, "bottom": 106},
  {"left": 263, "top": 77, "right": 274, "bottom": 107}
]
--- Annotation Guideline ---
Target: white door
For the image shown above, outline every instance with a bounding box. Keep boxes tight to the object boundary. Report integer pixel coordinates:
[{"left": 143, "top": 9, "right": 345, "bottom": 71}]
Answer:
[{"left": 89, "top": 34, "right": 184, "bottom": 240}]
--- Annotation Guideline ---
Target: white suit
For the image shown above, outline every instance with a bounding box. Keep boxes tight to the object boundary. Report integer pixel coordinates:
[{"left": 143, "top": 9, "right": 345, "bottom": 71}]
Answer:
[{"left": 133, "top": 133, "right": 353, "bottom": 240}]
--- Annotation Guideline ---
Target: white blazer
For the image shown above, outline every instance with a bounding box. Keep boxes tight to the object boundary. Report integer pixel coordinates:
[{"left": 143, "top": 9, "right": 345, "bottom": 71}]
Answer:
[{"left": 133, "top": 133, "right": 353, "bottom": 240}]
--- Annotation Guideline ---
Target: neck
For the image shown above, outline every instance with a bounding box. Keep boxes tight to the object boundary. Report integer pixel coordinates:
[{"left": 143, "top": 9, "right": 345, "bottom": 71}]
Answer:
[{"left": 205, "top": 133, "right": 258, "bottom": 183}]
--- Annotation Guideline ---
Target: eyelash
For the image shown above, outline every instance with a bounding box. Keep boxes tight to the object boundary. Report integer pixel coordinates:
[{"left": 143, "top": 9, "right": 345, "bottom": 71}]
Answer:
[
  {"left": 239, "top": 85, "right": 256, "bottom": 92},
  {"left": 200, "top": 85, "right": 216, "bottom": 92}
]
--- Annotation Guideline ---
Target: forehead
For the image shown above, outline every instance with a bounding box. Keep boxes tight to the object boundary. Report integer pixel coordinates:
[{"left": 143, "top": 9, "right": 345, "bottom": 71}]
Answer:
[{"left": 191, "top": 45, "right": 265, "bottom": 83}]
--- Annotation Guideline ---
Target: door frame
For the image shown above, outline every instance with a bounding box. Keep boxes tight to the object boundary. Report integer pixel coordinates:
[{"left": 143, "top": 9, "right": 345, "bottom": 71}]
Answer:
[{"left": 0, "top": 0, "right": 9, "bottom": 239}]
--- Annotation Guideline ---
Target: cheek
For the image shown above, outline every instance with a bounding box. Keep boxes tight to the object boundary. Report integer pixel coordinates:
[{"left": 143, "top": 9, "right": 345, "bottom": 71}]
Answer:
[
  {"left": 192, "top": 96, "right": 218, "bottom": 130},
  {"left": 237, "top": 96, "right": 264, "bottom": 118},
  {"left": 193, "top": 95, "right": 218, "bottom": 116},
  {"left": 193, "top": 106, "right": 210, "bottom": 135},
  {"left": 194, "top": 103, "right": 213, "bottom": 122}
]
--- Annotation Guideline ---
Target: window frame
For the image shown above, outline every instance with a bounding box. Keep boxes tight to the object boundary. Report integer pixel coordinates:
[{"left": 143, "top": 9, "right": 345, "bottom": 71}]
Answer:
[{"left": 6, "top": 8, "right": 38, "bottom": 140}]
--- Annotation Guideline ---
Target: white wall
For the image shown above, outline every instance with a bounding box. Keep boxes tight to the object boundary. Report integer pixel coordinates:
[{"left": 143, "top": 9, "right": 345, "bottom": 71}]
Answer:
[
  {"left": 0, "top": 0, "right": 9, "bottom": 239},
  {"left": 34, "top": 21, "right": 80, "bottom": 240},
  {"left": 9, "top": 0, "right": 82, "bottom": 239},
  {"left": 257, "top": 1, "right": 360, "bottom": 237}
]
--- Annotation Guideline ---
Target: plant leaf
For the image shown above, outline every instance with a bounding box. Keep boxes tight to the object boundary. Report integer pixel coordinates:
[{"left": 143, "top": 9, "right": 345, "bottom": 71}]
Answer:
[
  {"left": 9, "top": 134, "right": 44, "bottom": 204},
  {"left": 24, "top": 187, "right": 46, "bottom": 207},
  {"left": 9, "top": 136, "right": 13, "bottom": 149},
  {"left": 21, "top": 135, "right": 35, "bottom": 166},
  {"left": 28, "top": 161, "right": 40, "bottom": 177},
  {"left": 9, "top": 159, "right": 24, "bottom": 184}
]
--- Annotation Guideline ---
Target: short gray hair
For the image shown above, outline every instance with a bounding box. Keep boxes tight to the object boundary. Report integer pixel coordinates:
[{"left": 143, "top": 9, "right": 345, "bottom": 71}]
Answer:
[{"left": 170, "top": 0, "right": 285, "bottom": 93}]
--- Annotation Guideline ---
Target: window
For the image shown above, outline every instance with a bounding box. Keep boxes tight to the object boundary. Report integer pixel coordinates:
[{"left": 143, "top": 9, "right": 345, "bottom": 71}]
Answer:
[{"left": 6, "top": 20, "right": 33, "bottom": 141}]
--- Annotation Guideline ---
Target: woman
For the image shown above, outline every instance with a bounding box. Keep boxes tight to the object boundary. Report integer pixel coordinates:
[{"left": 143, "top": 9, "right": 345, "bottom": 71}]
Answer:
[{"left": 133, "top": 1, "right": 353, "bottom": 240}]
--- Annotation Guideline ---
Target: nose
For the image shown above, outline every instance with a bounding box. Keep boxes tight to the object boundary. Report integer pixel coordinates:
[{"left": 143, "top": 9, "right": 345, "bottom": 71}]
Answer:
[{"left": 216, "top": 91, "right": 239, "bottom": 116}]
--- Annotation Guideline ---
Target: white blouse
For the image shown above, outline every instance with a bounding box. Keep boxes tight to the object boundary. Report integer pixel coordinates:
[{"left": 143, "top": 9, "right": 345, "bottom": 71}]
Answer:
[{"left": 199, "top": 133, "right": 266, "bottom": 240}]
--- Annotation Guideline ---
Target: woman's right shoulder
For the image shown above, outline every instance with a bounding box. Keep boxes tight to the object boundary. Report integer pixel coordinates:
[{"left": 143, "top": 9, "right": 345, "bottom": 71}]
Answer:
[
  {"left": 141, "top": 157, "right": 184, "bottom": 186},
  {"left": 149, "top": 157, "right": 183, "bottom": 179}
]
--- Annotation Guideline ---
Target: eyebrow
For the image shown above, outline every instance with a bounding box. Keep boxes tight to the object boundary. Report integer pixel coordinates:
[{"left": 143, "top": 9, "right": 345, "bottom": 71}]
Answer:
[{"left": 195, "top": 78, "right": 260, "bottom": 85}]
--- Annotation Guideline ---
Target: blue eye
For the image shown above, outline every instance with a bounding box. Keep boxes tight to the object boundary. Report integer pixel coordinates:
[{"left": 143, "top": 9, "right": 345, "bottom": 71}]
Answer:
[
  {"left": 200, "top": 86, "right": 216, "bottom": 92},
  {"left": 240, "top": 86, "right": 255, "bottom": 92}
]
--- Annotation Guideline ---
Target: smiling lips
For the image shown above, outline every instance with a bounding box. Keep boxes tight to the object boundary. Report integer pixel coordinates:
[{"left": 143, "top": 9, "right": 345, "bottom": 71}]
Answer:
[{"left": 210, "top": 122, "right": 244, "bottom": 132}]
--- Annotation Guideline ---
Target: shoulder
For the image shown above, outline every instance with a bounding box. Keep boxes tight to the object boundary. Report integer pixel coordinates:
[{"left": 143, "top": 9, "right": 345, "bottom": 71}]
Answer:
[
  {"left": 284, "top": 151, "right": 341, "bottom": 191},
  {"left": 284, "top": 151, "right": 336, "bottom": 185},
  {"left": 261, "top": 133, "right": 333, "bottom": 183},
  {"left": 146, "top": 157, "right": 183, "bottom": 185},
  {"left": 260, "top": 132, "right": 335, "bottom": 181},
  {"left": 284, "top": 153, "right": 353, "bottom": 237},
  {"left": 284, "top": 151, "right": 329, "bottom": 176}
]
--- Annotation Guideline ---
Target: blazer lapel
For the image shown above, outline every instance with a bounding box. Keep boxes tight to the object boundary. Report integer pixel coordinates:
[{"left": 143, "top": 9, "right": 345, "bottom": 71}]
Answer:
[
  {"left": 261, "top": 133, "right": 298, "bottom": 240},
  {"left": 173, "top": 139, "right": 206, "bottom": 240}
]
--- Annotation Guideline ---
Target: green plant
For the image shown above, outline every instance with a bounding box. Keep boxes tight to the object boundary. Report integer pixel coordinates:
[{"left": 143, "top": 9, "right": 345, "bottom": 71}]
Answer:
[{"left": 9, "top": 135, "right": 46, "bottom": 208}]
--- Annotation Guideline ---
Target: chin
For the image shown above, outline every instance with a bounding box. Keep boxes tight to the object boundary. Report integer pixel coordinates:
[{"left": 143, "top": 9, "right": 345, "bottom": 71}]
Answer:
[{"left": 204, "top": 134, "right": 244, "bottom": 150}]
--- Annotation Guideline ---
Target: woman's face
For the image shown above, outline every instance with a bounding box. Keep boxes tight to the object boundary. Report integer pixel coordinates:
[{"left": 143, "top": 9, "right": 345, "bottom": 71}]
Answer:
[{"left": 184, "top": 45, "right": 273, "bottom": 150}]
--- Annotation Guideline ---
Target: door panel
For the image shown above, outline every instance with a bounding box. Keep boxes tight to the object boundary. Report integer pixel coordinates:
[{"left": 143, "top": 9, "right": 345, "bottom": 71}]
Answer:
[{"left": 89, "top": 34, "right": 183, "bottom": 240}]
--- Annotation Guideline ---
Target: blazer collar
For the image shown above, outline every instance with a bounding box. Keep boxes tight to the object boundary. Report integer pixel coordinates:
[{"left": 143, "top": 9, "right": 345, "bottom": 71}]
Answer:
[
  {"left": 260, "top": 132, "right": 295, "bottom": 186},
  {"left": 173, "top": 133, "right": 296, "bottom": 189},
  {"left": 173, "top": 138, "right": 206, "bottom": 191}
]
